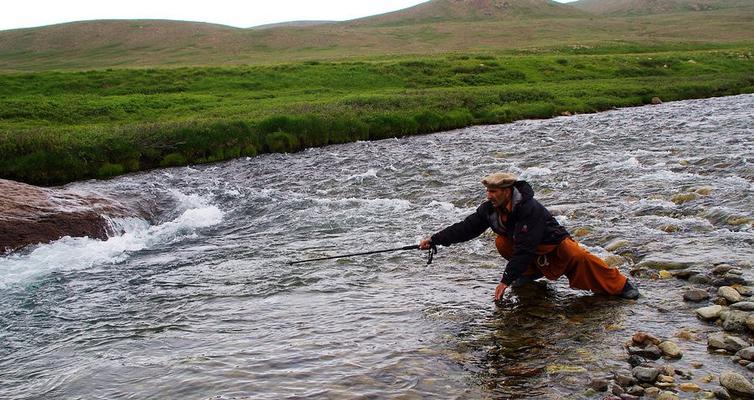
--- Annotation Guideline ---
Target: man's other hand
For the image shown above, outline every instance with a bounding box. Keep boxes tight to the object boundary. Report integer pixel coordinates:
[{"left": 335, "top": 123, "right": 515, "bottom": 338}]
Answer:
[
  {"left": 419, "top": 238, "right": 433, "bottom": 250},
  {"left": 494, "top": 282, "right": 508, "bottom": 301}
]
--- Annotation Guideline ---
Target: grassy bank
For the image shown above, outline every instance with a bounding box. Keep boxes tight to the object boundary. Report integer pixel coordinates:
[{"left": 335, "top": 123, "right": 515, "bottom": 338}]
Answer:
[{"left": 1, "top": 47, "right": 753, "bottom": 185}]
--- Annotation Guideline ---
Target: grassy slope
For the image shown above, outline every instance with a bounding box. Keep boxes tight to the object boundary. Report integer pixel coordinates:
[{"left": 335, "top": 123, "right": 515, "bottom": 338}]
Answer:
[
  {"left": 1, "top": 48, "right": 752, "bottom": 185},
  {"left": 0, "top": 3, "right": 753, "bottom": 71}
]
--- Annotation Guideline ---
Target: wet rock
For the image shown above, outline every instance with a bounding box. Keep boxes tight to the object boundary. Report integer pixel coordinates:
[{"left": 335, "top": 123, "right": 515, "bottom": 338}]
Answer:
[
  {"left": 737, "top": 347, "right": 754, "bottom": 361},
  {"left": 657, "top": 374, "right": 675, "bottom": 383},
  {"left": 0, "top": 178, "right": 132, "bottom": 253},
  {"left": 721, "top": 310, "right": 750, "bottom": 332},
  {"left": 673, "top": 269, "right": 701, "bottom": 280},
  {"left": 735, "top": 286, "right": 754, "bottom": 297},
  {"left": 730, "top": 302, "right": 754, "bottom": 311},
  {"left": 628, "top": 345, "right": 662, "bottom": 360},
  {"left": 658, "top": 341, "right": 683, "bottom": 359},
  {"left": 719, "top": 286, "right": 743, "bottom": 303},
  {"left": 713, "top": 275, "right": 748, "bottom": 287},
  {"left": 679, "top": 382, "right": 702, "bottom": 392},
  {"left": 588, "top": 378, "right": 609, "bottom": 392},
  {"left": 684, "top": 288, "right": 711, "bottom": 302},
  {"left": 620, "top": 394, "right": 640, "bottom": 400},
  {"left": 633, "top": 366, "right": 660, "bottom": 383},
  {"left": 632, "top": 331, "right": 661, "bottom": 346},
  {"left": 712, "top": 264, "right": 735, "bottom": 275},
  {"left": 630, "top": 268, "right": 660, "bottom": 280},
  {"left": 628, "top": 355, "right": 644, "bottom": 367},
  {"left": 708, "top": 332, "right": 749, "bottom": 352},
  {"left": 748, "top": 315, "right": 754, "bottom": 331},
  {"left": 626, "top": 385, "right": 645, "bottom": 396},
  {"left": 605, "top": 239, "right": 630, "bottom": 252},
  {"left": 690, "top": 275, "right": 713, "bottom": 285},
  {"left": 748, "top": 362, "right": 754, "bottom": 372},
  {"left": 657, "top": 391, "right": 680, "bottom": 400},
  {"left": 719, "top": 371, "right": 754, "bottom": 397},
  {"left": 696, "top": 305, "right": 724, "bottom": 320},
  {"left": 713, "top": 387, "right": 731, "bottom": 400},
  {"left": 644, "top": 386, "right": 661, "bottom": 397},
  {"left": 615, "top": 372, "right": 637, "bottom": 387}
]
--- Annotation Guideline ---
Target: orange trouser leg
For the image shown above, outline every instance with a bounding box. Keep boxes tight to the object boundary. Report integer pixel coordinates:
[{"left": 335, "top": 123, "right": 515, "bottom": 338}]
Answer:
[{"left": 495, "top": 235, "right": 627, "bottom": 295}]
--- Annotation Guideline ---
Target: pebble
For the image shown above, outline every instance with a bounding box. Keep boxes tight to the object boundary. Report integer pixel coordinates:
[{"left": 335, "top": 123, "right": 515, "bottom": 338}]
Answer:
[
  {"left": 741, "top": 348, "right": 754, "bottom": 361},
  {"left": 658, "top": 341, "right": 683, "bottom": 358},
  {"left": 719, "top": 286, "right": 743, "bottom": 303},
  {"left": 656, "top": 391, "right": 680, "bottom": 400},
  {"left": 683, "top": 288, "right": 711, "bottom": 302},
  {"left": 695, "top": 304, "right": 724, "bottom": 320},
  {"left": 719, "top": 371, "right": 754, "bottom": 397},
  {"left": 730, "top": 301, "right": 754, "bottom": 311},
  {"left": 679, "top": 382, "right": 702, "bottom": 392},
  {"left": 747, "top": 315, "right": 754, "bottom": 331},
  {"left": 644, "top": 387, "right": 661, "bottom": 397}
]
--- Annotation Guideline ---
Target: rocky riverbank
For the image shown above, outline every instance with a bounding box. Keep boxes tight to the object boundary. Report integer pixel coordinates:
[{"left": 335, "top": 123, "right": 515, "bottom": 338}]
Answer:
[
  {"left": 0, "top": 178, "right": 132, "bottom": 254},
  {"left": 588, "top": 264, "right": 754, "bottom": 399}
]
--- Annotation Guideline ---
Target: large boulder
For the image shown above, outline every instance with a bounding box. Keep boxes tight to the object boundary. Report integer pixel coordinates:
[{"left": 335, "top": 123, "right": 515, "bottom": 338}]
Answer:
[
  {"left": 0, "top": 179, "right": 131, "bottom": 253},
  {"left": 719, "top": 371, "right": 754, "bottom": 397}
]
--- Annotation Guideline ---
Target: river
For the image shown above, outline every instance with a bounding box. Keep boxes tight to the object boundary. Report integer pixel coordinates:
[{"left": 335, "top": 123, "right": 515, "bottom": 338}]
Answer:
[{"left": 1, "top": 94, "right": 753, "bottom": 399}]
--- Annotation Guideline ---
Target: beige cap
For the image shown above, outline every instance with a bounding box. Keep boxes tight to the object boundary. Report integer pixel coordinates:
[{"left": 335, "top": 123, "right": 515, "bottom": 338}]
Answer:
[{"left": 481, "top": 172, "right": 517, "bottom": 189}]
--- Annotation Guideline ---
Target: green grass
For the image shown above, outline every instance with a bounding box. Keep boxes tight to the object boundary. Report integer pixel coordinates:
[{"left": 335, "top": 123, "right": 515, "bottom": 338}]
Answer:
[{"left": 1, "top": 46, "right": 753, "bottom": 185}]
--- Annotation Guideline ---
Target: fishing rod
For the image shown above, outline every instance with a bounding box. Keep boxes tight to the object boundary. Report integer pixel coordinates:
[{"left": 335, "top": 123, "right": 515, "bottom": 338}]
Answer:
[{"left": 288, "top": 244, "right": 437, "bottom": 265}]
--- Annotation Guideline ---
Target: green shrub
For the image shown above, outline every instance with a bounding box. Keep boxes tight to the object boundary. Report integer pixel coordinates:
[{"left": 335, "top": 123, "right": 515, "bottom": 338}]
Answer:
[
  {"left": 97, "top": 163, "right": 124, "bottom": 178},
  {"left": 160, "top": 152, "right": 187, "bottom": 167},
  {"left": 265, "top": 131, "right": 298, "bottom": 153}
]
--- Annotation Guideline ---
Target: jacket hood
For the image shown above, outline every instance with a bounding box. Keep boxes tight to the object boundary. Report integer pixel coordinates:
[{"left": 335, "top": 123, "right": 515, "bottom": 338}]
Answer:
[{"left": 513, "top": 180, "right": 534, "bottom": 201}]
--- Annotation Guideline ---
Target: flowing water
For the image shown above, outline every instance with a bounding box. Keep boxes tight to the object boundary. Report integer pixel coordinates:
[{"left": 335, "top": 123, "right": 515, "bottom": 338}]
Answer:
[{"left": 1, "top": 95, "right": 753, "bottom": 399}]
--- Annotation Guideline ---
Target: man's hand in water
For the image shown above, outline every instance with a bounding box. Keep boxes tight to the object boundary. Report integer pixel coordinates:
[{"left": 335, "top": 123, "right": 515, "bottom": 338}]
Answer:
[{"left": 494, "top": 282, "right": 508, "bottom": 302}]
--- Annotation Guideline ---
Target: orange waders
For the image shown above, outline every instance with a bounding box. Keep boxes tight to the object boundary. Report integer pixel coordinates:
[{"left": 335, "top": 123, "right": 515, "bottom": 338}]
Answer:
[{"left": 495, "top": 235, "right": 627, "bottom": 295}]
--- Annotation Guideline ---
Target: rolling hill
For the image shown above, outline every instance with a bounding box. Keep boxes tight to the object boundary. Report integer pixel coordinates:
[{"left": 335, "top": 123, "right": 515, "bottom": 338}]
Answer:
[
  {"left": 569, "top": 0, "right": 754, "bottom": 16},
  {"left": 0, "top": 0, "right": 752, "bottom": 71}
]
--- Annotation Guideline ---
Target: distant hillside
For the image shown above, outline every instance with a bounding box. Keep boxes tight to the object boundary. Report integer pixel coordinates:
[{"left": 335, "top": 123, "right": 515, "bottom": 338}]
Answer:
[
  {"left": 570, "top": 0, "right": 753, "bottom": 16},
  {"left": 354, "top": 0, "right": 589, "bottom": 25},
  {"left": 0, "top": 0, "right": 753, "bottom": 71},
  {"left": 251, "top": 20, "right": 335, "bottom": 30}
]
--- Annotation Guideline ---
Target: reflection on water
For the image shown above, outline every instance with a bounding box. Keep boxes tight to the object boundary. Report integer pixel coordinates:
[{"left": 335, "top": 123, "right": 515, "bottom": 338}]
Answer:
[{"left": 1, "top": 95, "right": 752, "bottom": 399}]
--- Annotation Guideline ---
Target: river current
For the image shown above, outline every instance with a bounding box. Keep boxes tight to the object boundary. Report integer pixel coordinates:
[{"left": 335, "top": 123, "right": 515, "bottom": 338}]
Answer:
[{"left": 1, "top": 95, "right": 753, "bottom": 399}]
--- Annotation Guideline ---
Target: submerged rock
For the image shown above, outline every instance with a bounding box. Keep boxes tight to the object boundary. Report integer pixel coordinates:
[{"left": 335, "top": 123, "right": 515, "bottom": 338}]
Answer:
[
  {"left": 0, "top": 179, "right": 132, "bottom": 253},
  {"left": 719, "top": 371, "right": 754, "bottom": 397},
  {"left": 684, "top": 288, "right": 711, "bottom": 302}
]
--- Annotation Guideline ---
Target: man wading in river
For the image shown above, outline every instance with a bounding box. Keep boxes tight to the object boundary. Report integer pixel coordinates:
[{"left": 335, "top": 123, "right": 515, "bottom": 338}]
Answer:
[{"left": 419, "top": 172, "right": 640, "bottom": 301}]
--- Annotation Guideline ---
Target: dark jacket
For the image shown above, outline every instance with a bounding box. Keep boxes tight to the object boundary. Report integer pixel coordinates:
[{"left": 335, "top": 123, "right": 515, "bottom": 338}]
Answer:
[{"left": 430, "top": 181, "right": 569, "bottom": 285}]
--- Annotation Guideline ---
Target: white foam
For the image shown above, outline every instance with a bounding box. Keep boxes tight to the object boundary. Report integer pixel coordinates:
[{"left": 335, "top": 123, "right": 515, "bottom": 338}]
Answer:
[{"left": 0, "top": 194, "right": 224, "bottom": 289}]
